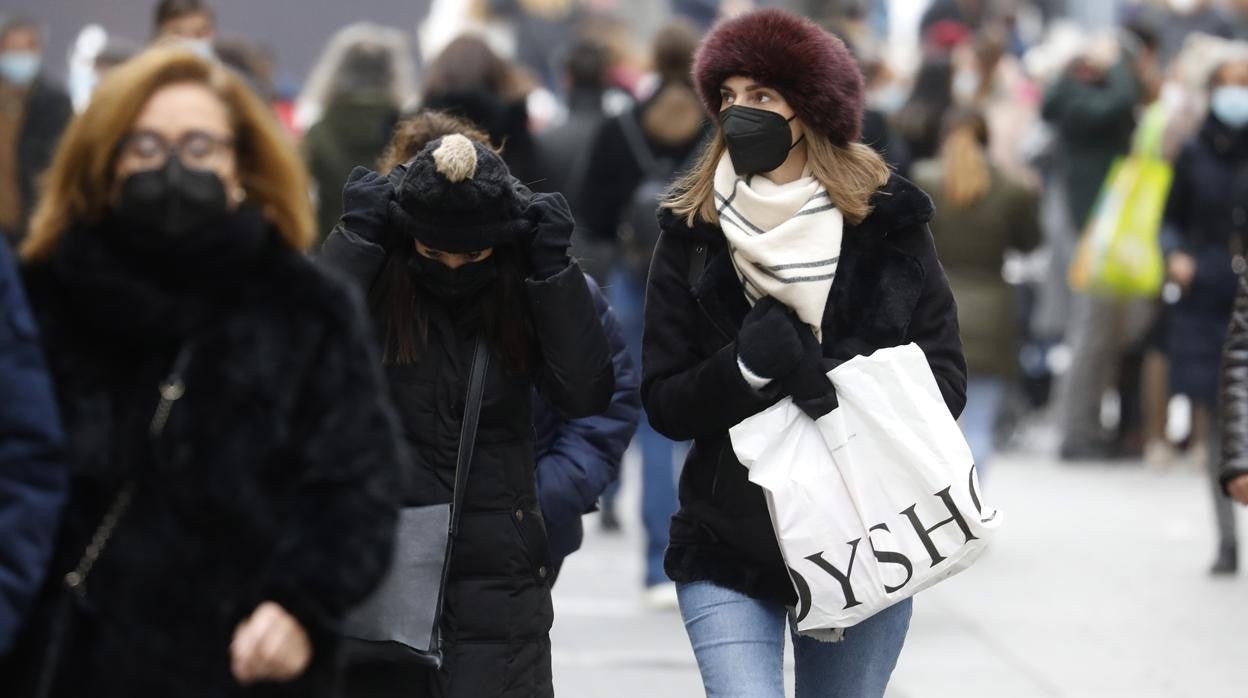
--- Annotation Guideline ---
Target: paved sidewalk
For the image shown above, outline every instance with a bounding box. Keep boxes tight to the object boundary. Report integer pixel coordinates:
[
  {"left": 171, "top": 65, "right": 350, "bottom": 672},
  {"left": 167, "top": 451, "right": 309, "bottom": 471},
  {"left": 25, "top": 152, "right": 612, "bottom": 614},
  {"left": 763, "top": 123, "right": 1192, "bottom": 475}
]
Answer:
[{"left": 551, "top": 451, "right": 1248, "bottom": 697}]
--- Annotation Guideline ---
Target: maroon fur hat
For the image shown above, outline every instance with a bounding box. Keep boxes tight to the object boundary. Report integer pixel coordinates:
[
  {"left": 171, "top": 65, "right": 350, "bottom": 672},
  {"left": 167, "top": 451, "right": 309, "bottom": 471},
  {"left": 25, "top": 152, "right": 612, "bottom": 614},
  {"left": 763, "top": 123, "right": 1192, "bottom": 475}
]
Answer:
[{"left": 693, "top": 9, "right": 865, "bottom": 147}]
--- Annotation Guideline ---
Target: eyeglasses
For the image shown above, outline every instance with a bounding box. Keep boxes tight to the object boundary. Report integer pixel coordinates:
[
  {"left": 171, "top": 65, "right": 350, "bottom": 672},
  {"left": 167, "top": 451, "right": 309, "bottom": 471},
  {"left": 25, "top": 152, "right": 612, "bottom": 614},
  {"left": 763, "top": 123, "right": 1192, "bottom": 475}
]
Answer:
[{"left": 119, "top": 129, "right": 235, "bottom": 170}]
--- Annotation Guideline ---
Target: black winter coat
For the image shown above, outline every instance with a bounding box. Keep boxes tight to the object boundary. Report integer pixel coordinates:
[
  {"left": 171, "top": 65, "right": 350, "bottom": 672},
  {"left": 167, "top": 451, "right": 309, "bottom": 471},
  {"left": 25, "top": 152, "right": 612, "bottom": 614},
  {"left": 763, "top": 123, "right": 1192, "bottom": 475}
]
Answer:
[
  {"left": 1162, "top": 116, "right": 1248, "bottom": 406},
  {"left": 4, "top": 214, "right": 405, "bottom": 698},
  {"left": 319, "top": 227, "right": 614, "bottom": 698},
  {"left": 643, "top": 175, "right": 967, "bottom": 606}
]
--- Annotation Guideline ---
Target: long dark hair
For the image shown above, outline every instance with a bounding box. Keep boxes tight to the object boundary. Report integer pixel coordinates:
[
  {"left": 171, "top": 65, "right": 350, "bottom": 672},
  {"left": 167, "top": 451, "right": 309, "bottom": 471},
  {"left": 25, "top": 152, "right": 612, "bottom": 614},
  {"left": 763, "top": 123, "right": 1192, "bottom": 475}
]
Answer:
[
  {"left": 893, "top": 55, "right": 954, "bottom": 160},
  {"left": 368, "top": 233, "right": 535, "bottom": 373}
]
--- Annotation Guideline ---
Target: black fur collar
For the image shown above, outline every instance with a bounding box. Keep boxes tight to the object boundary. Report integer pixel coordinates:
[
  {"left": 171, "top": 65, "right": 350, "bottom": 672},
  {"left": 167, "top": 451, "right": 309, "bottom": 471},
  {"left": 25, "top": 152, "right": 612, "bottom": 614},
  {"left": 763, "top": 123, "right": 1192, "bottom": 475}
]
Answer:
[{"left": 41, "top": 209, "right": 281, "bottom": 344}]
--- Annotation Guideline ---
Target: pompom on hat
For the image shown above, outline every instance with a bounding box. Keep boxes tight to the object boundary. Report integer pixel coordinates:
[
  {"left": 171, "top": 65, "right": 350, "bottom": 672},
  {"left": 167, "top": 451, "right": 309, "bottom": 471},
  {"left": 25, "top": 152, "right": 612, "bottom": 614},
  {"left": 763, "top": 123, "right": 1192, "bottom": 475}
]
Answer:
[
  {"left": 693, "top": 9, "right": 866, "bottom": 147},
  {"left": 390, "top": 134, "right": 529, "bottom": 252}
]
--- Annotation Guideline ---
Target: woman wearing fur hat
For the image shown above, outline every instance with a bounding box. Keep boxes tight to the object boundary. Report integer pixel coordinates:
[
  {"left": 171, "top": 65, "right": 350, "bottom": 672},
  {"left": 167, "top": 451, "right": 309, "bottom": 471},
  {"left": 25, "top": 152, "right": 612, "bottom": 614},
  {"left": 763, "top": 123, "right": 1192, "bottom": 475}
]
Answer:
[
  {"left": 320, "top": 130, "right": 614, "bottom": 697},
  {"left": 644, "top": 9, "right": 966, "bottom": 696}
]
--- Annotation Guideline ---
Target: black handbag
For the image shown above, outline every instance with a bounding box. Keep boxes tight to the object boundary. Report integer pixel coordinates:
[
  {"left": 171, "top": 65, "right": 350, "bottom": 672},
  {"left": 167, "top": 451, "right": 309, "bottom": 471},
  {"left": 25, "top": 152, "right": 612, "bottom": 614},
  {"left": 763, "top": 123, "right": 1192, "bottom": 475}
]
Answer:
[
  {"left": 30, "top": 342, "right": 195, "bottom": 698},
  {"left": 341, "top": 335, "right": 490, "bottom": 668}
]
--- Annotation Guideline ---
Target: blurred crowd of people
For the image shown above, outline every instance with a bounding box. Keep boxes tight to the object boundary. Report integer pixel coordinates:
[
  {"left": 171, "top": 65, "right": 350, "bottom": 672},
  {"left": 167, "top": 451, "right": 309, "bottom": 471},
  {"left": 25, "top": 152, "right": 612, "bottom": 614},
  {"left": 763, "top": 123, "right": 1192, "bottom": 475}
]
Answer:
[{"left": 5, "top": 0, "right": 1248, "bottom": 694}]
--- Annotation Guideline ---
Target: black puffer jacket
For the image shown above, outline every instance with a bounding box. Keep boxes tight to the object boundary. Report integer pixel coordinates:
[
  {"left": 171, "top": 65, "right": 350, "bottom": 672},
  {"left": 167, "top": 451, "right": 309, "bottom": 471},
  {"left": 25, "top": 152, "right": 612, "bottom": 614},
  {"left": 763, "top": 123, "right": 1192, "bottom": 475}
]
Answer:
[
  {"left": 4, "top": 213, "right": 404, "bottom": 698},
  {"left": 643, "top": 175, "right": 967, "bottom": 606},
  {"left": 320, "top": 227, "right": 614, "bottom": 698}
]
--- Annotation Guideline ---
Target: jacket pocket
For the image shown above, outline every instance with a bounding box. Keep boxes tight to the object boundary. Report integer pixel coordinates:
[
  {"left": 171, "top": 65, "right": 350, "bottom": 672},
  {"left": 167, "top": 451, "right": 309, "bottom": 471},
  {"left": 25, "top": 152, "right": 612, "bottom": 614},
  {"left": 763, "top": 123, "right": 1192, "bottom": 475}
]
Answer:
[{"left": 510, "top": 506, "right": 553, "bottom": 585}]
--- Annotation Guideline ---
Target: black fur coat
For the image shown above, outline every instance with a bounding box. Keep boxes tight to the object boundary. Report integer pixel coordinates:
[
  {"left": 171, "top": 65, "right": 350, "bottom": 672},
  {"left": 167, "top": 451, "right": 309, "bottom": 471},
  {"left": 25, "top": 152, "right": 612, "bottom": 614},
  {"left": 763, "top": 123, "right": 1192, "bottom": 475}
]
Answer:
[
  {"left": 642, "top": 175, "right": 967, "bottom": 606},
  {"left": 5, "top": 211, "right": 406, "bottom": 697}
]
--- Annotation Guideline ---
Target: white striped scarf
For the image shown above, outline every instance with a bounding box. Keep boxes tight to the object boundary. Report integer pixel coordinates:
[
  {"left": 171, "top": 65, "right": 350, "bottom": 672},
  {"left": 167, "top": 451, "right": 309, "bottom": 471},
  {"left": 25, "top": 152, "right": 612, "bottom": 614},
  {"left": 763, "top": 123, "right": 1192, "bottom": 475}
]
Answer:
[{"left": 713, "top": 152, "right": 844, "bottom": 340}]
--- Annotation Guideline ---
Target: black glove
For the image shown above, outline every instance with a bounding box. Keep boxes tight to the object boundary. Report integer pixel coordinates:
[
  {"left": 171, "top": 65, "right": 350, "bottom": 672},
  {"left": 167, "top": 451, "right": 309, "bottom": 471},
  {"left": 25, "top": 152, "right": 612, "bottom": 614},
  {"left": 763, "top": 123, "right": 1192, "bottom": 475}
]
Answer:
[
  {"left": 524, "top": 191, "right": 574, "bottom": 279},
  {"left": 339, "top": 166, "right": 394, "bottom": 244},
  {"left": 737, "top": 297, "right": 806, "bottom": 381},
  {"left": 784, "top": 318, "right": 838, "bottom": 420}
]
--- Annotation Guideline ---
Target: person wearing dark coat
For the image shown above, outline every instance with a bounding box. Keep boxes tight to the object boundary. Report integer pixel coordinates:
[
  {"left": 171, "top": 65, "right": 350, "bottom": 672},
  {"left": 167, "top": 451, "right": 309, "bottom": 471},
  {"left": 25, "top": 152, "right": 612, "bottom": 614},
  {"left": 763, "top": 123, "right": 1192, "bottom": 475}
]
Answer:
[
  {"left": 1163, "top": 55, "right": 1248, "bottom": 576},
  {"left": 0, "top": 236, "right": 66, "bottom": 656},
  {"left": 301, "top": 41, "right": 402, "bottom": 242},
  {"left": 368, "top": 109, "right": 640, "bottom": 584},
  {"left": 0, "top": 50, "right": 404, "bottom": 697},
  {"left": 647, "top": 11, "right": 965, "bottom": 697},
  {"left": 0, "top": 19, "right": 74, "bottom": 242},
  {"left": 533, "top": 274, "right": 640, "bottom": 579},
  {"left": 533, "top": 36, "right": 613, "bottom": 208},
  {"left": 321, "top": 132, "right": 614, "bottom": 698}
]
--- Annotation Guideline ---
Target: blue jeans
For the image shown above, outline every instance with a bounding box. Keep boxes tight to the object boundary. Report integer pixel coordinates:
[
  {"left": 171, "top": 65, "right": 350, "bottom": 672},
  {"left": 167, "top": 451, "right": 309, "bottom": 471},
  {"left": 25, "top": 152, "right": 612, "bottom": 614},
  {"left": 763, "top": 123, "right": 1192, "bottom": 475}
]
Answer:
[
  {"left": 677, "top": 581, "right": 911, "bottom": 698},
  {"left": 960, "top": 377, "right": 1007, "bottom": 481},
  {"left": 608, "top": 267, "right": 684, "bottom": 587}
]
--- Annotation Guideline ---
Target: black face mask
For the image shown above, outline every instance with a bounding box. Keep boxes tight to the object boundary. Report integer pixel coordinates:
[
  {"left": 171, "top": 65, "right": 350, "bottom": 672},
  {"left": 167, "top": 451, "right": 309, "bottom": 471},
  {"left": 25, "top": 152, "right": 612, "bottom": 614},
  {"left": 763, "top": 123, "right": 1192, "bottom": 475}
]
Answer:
[
  {"left": 408, "top": 253, "right": 499, "bottom": 303},
  {"left": 719, "top": 105, "right": 803, "bottom": 176},
  {"left": 113, "top": 155, "right": 230, "bottom": 240}
]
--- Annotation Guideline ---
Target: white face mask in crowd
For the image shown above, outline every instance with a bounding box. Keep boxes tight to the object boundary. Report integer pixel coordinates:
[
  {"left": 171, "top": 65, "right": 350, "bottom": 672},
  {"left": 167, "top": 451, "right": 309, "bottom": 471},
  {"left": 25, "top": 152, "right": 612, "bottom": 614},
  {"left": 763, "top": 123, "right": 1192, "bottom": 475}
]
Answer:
[
  {"left": 1211, "top": 85, "right": 1248, "bottom": 130},
  {"left": 0, "top": 50, "right": 41, "bottom": 87}
]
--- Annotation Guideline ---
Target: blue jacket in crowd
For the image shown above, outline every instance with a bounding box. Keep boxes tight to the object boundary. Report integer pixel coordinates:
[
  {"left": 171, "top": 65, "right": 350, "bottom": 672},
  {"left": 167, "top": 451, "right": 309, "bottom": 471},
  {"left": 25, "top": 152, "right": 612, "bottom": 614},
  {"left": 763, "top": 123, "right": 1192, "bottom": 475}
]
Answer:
[
  {"left": 0, "top": 238, "right": 66, "bottom": 654},
  {"left": 534, "top": 276, "right": 640, "bottom": 573}
]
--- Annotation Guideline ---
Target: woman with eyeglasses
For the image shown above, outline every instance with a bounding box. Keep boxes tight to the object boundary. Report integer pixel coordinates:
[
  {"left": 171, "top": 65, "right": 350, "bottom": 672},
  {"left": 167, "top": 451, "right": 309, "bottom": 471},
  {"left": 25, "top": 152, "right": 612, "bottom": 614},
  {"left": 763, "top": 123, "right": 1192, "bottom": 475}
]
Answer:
[{"left": 0, "top": 48, "right": 406, "bottom": 697}]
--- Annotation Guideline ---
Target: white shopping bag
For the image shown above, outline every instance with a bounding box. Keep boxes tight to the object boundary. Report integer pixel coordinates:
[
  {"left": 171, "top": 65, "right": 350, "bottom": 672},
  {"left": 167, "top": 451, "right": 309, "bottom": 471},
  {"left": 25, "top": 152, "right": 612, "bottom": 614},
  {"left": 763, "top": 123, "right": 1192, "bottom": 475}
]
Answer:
[{"left": 729, "top": 343, "right": 1001, "bottom": 632}]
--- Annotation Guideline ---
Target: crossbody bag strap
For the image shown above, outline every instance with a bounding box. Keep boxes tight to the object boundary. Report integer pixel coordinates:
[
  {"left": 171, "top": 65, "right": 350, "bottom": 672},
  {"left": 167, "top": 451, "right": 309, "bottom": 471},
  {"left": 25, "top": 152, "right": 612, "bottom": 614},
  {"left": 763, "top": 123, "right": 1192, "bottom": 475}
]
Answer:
[
  {"left": 63, "top": 341, "right": 195, "bottom": 597},
  {"left": 449, "top": 336, "right": 491, "bottom": 538}
]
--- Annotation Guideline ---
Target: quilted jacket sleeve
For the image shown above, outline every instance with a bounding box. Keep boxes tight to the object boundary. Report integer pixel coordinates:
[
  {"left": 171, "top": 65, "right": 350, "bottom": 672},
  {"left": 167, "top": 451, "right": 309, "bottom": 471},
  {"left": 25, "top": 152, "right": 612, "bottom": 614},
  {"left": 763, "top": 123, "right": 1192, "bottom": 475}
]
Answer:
[
  {"left": 1221, "top": 271, "right": 1248, "bottom": 494},
  {"left": 0, "top": 239, "right": 66, "bottom": 654}
]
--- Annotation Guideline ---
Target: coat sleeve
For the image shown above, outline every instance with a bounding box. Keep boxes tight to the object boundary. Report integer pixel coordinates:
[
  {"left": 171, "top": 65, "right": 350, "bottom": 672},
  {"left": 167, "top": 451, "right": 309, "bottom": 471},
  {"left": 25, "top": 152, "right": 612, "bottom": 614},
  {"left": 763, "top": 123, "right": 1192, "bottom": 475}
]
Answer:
[
  {"left": 317, "top": 222, "right": 390, "bottom": 294},
  {"left": 1160, "top": 145, "right": 1194, "bottom": 258},
  {"left": 1222, "top": 272, "right": 1248, "bottom": 493},
  {"left": 0, "top": 240, "right": 66, "bottom": 654},
  {"left": 535, "top": 277, "right": 640, "bottom": 557},
  {"left": 892, "top": 223, "right": 969, "bottom": 418},
  {"left": 527, "top": 262, "right": 615, "bottom": 419},
  {"left": 258, "top": 280, "right": 404, "bottom": 635},
  {"left": 641, "top": 232, "right": 782, "bottom": 442}
]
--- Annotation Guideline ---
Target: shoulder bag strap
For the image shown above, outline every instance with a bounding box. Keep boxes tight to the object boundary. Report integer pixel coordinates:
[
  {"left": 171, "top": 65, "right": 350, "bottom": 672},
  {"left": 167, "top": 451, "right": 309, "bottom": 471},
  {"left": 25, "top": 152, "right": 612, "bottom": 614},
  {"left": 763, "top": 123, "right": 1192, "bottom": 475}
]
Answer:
[
  {"left": 449, "top": 336, "right": 490, "bottom": 539},
  {"left": 63, "top": 342, "right": 194, "bottom": 597}
]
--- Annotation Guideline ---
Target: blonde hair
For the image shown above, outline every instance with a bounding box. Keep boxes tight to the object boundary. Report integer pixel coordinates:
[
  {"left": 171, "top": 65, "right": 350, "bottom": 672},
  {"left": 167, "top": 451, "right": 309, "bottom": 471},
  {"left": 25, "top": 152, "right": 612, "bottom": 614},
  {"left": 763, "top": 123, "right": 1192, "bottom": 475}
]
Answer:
[
  {"left": 664, "top": 130, "right": 891, "bottom": 226},
  {"left": 23, "top": 47, "right": 315, "bottom": 260},
  {"left": 939, "top": 111, "right": 991, "bottom": 209}
]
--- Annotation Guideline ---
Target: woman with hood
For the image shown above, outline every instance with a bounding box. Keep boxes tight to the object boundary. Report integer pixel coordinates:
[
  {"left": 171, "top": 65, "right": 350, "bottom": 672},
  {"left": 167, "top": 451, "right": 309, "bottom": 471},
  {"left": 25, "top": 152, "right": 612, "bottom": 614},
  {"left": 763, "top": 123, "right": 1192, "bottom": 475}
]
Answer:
[
  {"left": 643, "top": 10, "right": 966, "bottom": 697},
  {"left": 319, "top": 114, "right": 614, "bottom": 696}
]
